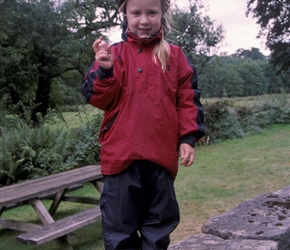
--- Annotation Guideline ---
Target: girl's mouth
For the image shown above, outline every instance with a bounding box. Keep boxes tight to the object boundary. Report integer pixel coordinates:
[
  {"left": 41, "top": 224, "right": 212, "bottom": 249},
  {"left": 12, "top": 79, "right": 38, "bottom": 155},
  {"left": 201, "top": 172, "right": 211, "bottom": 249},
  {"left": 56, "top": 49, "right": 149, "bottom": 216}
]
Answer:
[{"left": 139, "top": 28, "right": 151, "bottom": 32}]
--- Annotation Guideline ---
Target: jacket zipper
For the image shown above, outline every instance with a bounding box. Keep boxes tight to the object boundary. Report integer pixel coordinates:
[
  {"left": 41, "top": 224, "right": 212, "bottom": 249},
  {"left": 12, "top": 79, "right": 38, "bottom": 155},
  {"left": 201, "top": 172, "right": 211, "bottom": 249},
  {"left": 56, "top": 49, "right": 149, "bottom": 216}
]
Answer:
[{"left": 99, "top": 112, "right": 118, "bottom": 139}]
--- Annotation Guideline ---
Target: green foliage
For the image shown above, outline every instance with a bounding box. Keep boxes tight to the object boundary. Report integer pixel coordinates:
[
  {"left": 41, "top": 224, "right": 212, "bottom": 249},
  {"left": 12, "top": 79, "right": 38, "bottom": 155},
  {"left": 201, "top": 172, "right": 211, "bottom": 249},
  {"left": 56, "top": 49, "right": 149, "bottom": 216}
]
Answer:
[
  {"left": 234, "top": 48, "right": 266, "bottom": 61},
  {"left": 2, "top": 0, "right": 289, "bottom": 117},
  {"left": 204, "top": 94, "right": 290, "bottom": 140},
  {"left": 169, "top": 0, "right": 225, "bottom": 74},
  {"left": 246, "top": 0, "right": 290, "bottom": 73},
  {"left": 0, "top": 122, "right": 71, "bottom": 186},
  {"left": 199, "top": 56, "right": 290, "bottom": 98},
  {"left": 235, "top": 106, "right": 263, "bottom": 135},
  {"left": 251, "top": 94, "right": 290, "bottom": 126},
  {"left": 50, "top": 72, "right": 86, "bottom": 109},
  {"left": 0, "top": 0, "right": 119, "bottom": 124},
  {"left": 204, "top": 100, "right": 244, "bottom": 141},
  {"left": 0, "top": 106, "right": 103, "bottom": 186},
  {"left": 64, "top": 113, "right": 103, "bottom": 169},
  {"left": 236, "top": 59, "right": 268, "bottom": 96}
]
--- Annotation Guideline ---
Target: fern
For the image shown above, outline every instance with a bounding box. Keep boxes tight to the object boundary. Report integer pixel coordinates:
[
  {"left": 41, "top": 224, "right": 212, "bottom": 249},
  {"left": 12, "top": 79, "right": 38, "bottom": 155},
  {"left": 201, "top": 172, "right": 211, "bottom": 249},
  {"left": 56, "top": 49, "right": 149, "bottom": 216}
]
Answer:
[{"left": 0, "top": 121, "right": 71, "bottom": 185}]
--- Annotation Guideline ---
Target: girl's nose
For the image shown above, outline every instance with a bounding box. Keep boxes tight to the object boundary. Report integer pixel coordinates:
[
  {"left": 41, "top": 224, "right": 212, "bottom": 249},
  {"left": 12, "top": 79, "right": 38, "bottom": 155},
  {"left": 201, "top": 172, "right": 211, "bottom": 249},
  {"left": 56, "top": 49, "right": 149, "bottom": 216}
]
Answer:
[{"left": 140, "top": 14, "right": 149, "bottom": 24}]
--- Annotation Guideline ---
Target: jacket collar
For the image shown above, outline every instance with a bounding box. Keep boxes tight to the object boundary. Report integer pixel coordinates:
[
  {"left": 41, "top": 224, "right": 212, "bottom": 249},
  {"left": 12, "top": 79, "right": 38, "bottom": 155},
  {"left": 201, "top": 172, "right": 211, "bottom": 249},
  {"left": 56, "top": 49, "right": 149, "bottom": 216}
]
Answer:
[{"left": 123, "top": 30, "right": 163, "bottom": 47}]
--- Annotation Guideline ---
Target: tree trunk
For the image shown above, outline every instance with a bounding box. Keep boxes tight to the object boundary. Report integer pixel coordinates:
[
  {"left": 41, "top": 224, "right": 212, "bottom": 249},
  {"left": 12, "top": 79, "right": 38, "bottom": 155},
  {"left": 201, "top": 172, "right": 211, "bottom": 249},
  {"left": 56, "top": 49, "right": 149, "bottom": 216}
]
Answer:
[{"left": 31, "top": 76, "right": 51, "bottom": 125}]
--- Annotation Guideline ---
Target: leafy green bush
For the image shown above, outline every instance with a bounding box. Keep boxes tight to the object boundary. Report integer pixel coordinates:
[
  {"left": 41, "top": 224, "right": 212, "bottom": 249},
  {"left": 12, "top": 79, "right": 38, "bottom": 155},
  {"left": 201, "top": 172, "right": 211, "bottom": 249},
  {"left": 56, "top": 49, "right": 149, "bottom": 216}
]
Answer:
[
  {"left": 235, "top": 106, "right": 263, "bottom": 135},
  {"left": 0, "top": 109, "right": 103, "bottom": 186},
  {"left": 254, "top": 94, "right": 290, "bottom": 125},
  {"left": 204, "top": 100, "right": 244, "bottom": 141},
  {"left": 64, "top": 113, "right": 103, "bottom": 169},
  {"left": 204, "top": 94, "right": 290, "bottom": 141},
  {"left": 0, "top": 122, "right": 71, "bottom": 186}
]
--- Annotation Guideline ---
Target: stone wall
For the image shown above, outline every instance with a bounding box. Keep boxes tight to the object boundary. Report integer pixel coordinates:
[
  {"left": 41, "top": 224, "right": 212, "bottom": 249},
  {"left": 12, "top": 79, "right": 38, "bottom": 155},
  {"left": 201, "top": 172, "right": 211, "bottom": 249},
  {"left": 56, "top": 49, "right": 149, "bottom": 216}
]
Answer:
[{"left": 169, "top": 186, "right": 290, "bottom": 250}]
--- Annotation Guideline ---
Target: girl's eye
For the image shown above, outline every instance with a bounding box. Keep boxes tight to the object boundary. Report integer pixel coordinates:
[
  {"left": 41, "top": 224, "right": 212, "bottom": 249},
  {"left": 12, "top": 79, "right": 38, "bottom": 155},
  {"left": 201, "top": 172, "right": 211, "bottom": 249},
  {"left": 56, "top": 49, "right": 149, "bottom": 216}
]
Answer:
[
  {"left": 148, "top": 11, "right": 157, "bottom": 15},
  {"left": 133, "top": 11, "right": 140, "bottom": 16}
]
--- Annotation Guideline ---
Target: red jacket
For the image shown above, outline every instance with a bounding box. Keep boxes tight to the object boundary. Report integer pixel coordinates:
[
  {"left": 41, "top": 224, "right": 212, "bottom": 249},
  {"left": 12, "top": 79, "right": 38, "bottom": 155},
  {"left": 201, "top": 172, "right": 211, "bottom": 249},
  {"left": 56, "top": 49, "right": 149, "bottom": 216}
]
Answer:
[{"left": 82, "top": 32, "right": 205, "bottom": 178}]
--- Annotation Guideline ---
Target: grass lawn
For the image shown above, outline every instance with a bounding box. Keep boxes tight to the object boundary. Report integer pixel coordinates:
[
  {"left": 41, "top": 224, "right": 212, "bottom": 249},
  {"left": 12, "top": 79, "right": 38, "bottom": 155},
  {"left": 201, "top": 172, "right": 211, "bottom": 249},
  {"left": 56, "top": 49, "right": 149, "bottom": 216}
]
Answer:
[
  {"left": 203, "top": 93, "right": 290, "bottom": 107},
  {"left": 0, "top": 124, "right": 289, "bottom": 249},
  {"left": 59, "top": 105, "right": 102, "bottom": 129},
  {"left": 172, "top": 124, "right": 290, "bottom": 244}
]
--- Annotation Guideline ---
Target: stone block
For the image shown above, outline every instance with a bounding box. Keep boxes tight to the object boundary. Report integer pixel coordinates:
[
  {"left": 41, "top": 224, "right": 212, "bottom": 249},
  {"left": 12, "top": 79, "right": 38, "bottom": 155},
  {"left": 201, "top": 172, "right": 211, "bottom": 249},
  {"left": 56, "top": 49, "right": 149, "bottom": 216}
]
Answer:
[
  {"left": 169, "top": 234, "right": 278, "bottom": 250},
  {"left": 201, "top": 186, "right": 290, "bottom": 249}
]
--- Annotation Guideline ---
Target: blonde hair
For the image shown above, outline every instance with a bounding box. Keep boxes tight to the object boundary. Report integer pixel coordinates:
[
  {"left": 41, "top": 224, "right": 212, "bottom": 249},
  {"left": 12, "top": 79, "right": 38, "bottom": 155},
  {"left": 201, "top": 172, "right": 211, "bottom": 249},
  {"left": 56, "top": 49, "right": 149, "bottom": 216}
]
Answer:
[{"left": 119, "top": 0, "right": 172, "bottom": 71}]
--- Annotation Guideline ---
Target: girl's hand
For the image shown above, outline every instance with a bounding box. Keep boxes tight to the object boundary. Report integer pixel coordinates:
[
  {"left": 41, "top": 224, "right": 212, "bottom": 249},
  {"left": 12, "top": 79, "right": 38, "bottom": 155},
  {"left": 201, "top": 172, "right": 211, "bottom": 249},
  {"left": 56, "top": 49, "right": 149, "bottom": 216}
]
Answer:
[
  {"left": 179, "top": 143, "right": 195, "bottom": 167},
  {"left": 93, "top": 37, "right": 113, "bottom": 69}
]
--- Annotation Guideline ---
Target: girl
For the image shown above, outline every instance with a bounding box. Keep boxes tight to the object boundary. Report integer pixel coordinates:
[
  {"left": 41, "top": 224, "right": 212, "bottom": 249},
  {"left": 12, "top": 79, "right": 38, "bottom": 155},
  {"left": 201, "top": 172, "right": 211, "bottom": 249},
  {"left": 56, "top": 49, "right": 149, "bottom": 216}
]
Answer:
[{"left": 81, "top": 0, "right": 205, "bottom": 249}]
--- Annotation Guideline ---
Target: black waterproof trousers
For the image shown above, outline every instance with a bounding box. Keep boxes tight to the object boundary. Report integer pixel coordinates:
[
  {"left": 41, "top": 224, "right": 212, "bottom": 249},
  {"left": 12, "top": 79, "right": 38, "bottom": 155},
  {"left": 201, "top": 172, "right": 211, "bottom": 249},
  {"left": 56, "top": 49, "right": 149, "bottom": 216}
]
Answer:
[{"left": 100, "top": 160, "right": 180, "bottom": 250}]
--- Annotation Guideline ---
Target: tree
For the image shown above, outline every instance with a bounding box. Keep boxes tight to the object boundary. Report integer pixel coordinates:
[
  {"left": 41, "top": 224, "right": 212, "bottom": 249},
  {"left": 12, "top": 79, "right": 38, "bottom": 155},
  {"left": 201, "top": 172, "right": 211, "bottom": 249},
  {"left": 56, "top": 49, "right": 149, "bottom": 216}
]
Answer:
[
  {"left": 233, "top": 48, "right": 266, "bottom": 61},
  {"left": 168, "top": 0, "right": 225, "bottom": 75},
  {"left": 237, "top": 60, "right": 267, "bottom": 96},
  {"left": 262, "top": 64, "right": 290, "bottom": 93},
  {"left": 198, "top": 55, "right": 290, "bottom": 98},
  {"left": 199, "top": 57, "right": 244, "bottom": 98},
  {"left": 0, "top": 0, "right": 119, "bottom": 124},
  {"left": 246, "top": 0, "right": 290, "bottom": 73}
]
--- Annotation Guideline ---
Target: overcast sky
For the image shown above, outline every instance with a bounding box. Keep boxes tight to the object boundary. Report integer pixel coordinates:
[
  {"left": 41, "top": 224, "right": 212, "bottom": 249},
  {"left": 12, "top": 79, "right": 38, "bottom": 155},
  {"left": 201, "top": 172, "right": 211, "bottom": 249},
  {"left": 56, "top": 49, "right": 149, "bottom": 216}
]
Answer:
[
  {"left": 176, "top": 0, "right": 270, "bottom": 55},
  {"left": 108, "top": 0, "right": 269, "bottom": 55}
]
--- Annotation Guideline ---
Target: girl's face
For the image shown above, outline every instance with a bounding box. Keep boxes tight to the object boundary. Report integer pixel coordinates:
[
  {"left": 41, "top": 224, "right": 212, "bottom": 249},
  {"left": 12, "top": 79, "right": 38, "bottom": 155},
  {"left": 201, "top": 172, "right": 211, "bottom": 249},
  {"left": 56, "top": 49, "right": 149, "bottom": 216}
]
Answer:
[{"left": 125, "top": 0, "right": 162, "bottom": 39}]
